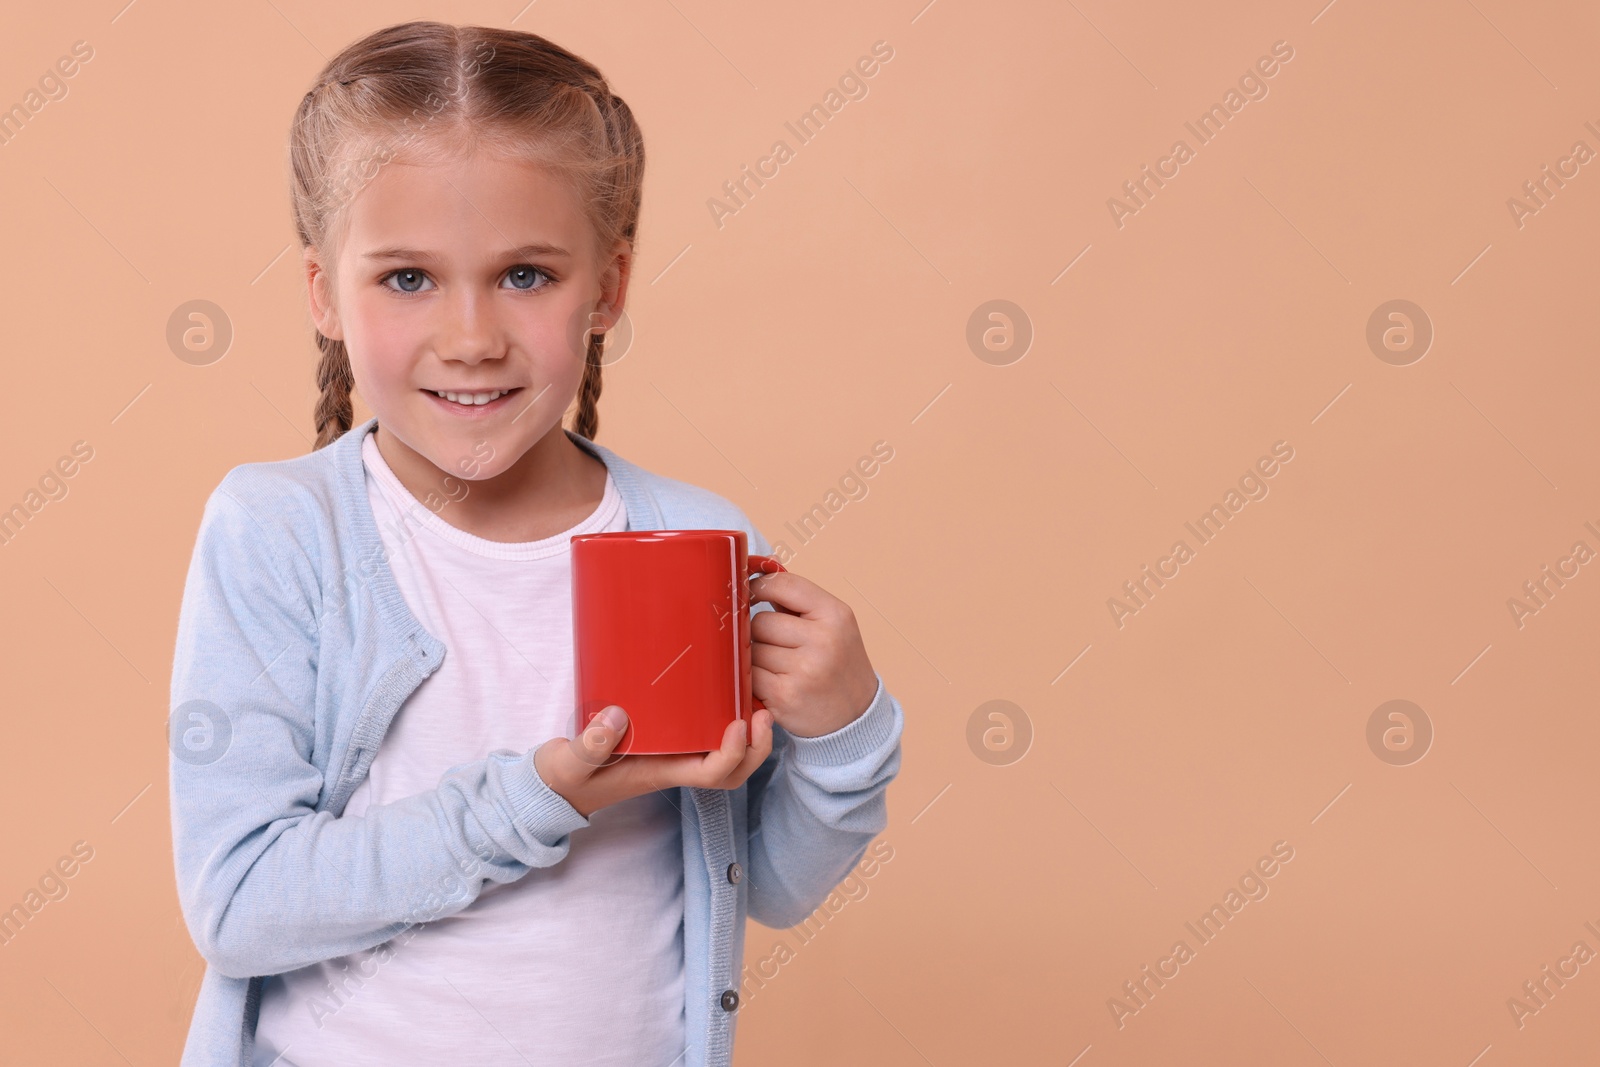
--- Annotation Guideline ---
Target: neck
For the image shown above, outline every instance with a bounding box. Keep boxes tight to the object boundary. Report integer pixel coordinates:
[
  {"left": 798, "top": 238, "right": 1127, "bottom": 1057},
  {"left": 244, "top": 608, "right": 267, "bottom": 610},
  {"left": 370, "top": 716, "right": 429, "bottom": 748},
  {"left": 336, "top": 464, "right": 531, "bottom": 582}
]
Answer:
[{"left": 373, "top": 421, "right": 607, "bottom": 543}]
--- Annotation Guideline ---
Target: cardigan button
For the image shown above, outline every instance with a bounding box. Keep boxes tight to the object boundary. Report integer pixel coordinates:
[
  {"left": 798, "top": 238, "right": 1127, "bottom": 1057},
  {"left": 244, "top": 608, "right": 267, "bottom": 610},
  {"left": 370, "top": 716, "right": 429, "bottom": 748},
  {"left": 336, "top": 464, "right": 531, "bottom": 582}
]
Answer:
[
  {"left": 720, "top": 989, "right": 740, "bottom": 1012},
  {"left": 727, "top": 862, "right": 742, "bottom": 884}
]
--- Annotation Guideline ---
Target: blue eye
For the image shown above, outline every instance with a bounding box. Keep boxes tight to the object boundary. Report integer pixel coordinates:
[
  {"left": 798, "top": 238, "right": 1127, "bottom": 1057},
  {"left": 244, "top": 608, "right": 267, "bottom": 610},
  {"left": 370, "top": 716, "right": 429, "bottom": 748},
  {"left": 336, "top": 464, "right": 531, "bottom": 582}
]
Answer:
[
  {"left": 381, "top": 265, "right": 554, "bottom": 294},
  {"left": 384, "top": 269, "right": 432, "bottom": 293},
  {"left": 505, "top": 265, "right": 552, "bottom": 291}
]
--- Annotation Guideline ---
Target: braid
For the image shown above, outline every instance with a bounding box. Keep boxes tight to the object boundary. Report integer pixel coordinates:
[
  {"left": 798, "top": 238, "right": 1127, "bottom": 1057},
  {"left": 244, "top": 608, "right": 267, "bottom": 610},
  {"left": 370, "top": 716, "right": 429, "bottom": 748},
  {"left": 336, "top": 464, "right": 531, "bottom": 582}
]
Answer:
[
  {"left": 567, "top": 87, "right": 638, "bottom": 444},
  {"left": 572, "top": 330, "right": 605, "bottom": 441},
  {"left": 312, "top": 332, "right": 354, "bottom": 450}
]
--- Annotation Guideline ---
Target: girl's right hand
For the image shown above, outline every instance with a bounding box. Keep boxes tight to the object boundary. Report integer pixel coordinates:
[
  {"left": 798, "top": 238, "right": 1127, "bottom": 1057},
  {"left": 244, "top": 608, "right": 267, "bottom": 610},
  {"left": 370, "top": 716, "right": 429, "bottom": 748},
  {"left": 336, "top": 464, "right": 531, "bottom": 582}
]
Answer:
[{"left": 532, "top": 705, "right": 774, "bottom": 819}]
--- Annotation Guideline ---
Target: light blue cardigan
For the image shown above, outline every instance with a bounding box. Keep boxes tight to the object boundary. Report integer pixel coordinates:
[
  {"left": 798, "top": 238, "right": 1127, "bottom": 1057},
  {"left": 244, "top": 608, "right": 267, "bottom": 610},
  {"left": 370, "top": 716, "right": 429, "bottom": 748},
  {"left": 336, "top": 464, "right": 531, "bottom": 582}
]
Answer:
[{"left": 168, "top": 417, "right": 905, "bottom": 1066}]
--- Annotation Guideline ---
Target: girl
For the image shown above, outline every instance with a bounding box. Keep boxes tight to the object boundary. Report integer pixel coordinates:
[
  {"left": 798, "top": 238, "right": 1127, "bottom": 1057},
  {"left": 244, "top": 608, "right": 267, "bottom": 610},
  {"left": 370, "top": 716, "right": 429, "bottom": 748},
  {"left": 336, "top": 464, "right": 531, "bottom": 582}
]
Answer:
[{"left": 168, "top": 21, "right": 905, "bottom": 1067}]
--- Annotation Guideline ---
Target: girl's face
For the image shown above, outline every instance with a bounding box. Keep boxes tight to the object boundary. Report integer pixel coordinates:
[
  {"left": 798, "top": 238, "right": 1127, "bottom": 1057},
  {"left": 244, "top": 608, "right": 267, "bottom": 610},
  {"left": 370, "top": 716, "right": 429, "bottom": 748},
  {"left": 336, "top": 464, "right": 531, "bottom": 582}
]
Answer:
[{"left": 306, "top": 143, "right": 628, "bottom": 482}]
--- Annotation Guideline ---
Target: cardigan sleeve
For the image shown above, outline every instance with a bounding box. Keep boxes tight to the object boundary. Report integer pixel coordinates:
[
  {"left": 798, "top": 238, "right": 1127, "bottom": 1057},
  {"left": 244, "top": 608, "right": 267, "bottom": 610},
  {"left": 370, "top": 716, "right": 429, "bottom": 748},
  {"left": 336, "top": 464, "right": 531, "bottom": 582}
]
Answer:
[
  {"left": 738, "top": 519, "right": 905, "bottom": 929},
  {"left": 169, "top": 480, "right": 591, "bottom": 981}
]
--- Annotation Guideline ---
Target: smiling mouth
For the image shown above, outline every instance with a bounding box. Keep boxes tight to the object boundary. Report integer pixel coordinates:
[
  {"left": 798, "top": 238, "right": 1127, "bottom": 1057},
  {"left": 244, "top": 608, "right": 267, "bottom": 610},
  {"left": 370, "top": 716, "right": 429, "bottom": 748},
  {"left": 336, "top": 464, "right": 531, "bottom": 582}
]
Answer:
[{"left": 424, "top": 387, "right": 524, "bottom": 412}]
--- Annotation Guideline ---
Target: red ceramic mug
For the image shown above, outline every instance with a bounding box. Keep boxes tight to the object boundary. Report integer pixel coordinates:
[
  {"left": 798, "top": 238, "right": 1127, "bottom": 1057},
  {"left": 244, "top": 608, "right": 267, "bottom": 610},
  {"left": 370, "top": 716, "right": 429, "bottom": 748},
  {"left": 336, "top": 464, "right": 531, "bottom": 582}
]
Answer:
[{"left": 571, "top": 529, "right": 786, "bottom": 755}]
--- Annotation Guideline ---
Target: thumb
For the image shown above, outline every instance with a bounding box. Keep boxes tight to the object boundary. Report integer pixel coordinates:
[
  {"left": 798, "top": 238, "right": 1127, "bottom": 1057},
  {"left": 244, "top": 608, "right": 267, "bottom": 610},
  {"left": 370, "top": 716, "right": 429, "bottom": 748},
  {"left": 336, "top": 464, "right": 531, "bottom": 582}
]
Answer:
[
  {"left": 571, "top": 705, "right": 629, "bottom": 771},
  {"left": 531, "top": 706, "right": 629, "bottom": 818}
]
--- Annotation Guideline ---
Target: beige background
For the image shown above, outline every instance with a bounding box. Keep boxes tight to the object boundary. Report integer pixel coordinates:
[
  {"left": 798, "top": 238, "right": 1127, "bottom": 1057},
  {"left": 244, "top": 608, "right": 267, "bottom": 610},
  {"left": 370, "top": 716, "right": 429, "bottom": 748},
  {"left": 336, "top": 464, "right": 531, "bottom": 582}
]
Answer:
[{"left": 1, "top": 0, "right": 1597, "bottom": 1063}]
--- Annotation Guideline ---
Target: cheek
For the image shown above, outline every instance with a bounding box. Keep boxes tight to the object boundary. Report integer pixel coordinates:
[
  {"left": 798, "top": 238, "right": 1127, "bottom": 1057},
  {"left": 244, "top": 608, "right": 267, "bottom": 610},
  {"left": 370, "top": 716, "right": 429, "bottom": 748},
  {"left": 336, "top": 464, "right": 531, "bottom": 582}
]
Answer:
[
  {"left": 341, "top": 292, "right": 419, "bottom": 394},
  {"left": 526, "top": 299, "right": 594, "bottom": 384},
  {"left": 346, "top": 348, "right": 414, "bottom": 414}
]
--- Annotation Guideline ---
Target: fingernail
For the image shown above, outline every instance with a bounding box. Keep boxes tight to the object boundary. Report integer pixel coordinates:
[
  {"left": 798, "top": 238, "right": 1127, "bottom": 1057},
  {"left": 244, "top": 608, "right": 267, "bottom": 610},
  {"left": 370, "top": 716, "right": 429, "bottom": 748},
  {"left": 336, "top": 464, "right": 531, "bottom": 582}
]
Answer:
[{"left": 601, "top": 705, "right": 627, "bottom": 732}]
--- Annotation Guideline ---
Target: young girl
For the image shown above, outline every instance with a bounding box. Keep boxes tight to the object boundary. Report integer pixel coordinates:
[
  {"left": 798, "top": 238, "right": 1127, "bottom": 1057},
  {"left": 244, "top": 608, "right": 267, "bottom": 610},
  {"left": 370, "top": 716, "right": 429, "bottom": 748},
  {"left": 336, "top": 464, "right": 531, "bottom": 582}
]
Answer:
[{"left": 168, "top": 21, "right": 904, "bottom": 1067}]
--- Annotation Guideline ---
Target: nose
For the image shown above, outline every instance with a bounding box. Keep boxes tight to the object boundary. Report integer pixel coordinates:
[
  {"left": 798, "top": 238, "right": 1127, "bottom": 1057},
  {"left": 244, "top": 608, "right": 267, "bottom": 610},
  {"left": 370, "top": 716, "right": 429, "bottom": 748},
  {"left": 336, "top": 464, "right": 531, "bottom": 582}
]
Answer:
[{"left": 439, "top": 287, "right": 500, "bottom": 365}]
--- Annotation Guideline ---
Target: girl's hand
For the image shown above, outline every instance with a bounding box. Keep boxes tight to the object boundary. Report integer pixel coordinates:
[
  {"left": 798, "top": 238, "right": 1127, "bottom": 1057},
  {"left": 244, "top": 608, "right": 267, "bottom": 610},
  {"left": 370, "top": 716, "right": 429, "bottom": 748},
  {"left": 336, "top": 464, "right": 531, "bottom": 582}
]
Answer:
[
  {"left": 533, "top": 705, "right": 773, "bottom": 819},
  {"left": 534, "top": 567, "right": 876, "bottom": 818},
  {"left": 748, "top": 570, "right": 880, "bottom": 740}
]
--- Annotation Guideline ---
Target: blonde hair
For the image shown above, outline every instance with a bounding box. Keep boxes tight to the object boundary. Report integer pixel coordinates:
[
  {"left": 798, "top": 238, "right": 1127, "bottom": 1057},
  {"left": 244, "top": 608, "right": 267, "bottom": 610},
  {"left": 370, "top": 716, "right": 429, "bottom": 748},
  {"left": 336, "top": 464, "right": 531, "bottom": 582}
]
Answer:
[{"left": 289, "top": 20, "right": 645, "bottom": 450}]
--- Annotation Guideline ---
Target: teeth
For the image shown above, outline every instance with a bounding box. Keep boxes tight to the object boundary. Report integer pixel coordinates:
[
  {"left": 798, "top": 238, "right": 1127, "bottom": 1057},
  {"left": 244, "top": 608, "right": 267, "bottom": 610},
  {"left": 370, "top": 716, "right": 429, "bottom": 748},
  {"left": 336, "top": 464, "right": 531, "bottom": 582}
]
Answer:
[{"left": 433, "top": 389, "right": 509, "bottom": 405}]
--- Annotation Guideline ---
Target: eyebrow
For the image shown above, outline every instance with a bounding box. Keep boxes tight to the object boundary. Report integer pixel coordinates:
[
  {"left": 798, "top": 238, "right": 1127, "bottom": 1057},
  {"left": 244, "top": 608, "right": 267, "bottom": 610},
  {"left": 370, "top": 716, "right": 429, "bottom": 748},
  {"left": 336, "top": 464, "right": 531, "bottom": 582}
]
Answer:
[{"left": 362, "top": 243, "right": 572, "bottom": 262}]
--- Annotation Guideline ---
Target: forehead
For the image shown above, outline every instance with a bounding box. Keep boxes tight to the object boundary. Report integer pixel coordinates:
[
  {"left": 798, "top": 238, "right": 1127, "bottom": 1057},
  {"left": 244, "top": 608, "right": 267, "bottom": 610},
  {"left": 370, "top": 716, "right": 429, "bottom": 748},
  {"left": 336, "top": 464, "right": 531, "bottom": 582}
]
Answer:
[{"left": 339, "top": 146, "right": 591, "bottom": 262}]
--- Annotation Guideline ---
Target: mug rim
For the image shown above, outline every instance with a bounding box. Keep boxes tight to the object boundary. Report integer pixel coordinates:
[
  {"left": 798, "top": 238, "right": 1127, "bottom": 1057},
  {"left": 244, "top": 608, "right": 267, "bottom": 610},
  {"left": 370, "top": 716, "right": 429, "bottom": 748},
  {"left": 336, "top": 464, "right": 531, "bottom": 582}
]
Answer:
[{"left": 570, "top": 528, "right": 747, "bottom": 542}]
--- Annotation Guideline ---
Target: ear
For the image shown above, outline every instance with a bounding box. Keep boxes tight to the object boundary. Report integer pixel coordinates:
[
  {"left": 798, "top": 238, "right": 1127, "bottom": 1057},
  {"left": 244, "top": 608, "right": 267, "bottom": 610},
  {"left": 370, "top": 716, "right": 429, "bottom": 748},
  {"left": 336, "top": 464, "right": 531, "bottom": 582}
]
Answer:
[
  {"left": 590, "top": 238, "right": 633, "bottom": 332},
  {"left": 303, "top": 246, "right": 344, "bottom": 341}
]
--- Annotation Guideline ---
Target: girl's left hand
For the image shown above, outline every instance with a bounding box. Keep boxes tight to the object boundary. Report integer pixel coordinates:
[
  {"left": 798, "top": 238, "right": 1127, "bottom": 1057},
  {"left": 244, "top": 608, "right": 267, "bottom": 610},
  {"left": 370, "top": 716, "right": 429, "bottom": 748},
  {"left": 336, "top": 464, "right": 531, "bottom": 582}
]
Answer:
[{"left": 749, "top": 570, "right": 880, "bottom": 739}]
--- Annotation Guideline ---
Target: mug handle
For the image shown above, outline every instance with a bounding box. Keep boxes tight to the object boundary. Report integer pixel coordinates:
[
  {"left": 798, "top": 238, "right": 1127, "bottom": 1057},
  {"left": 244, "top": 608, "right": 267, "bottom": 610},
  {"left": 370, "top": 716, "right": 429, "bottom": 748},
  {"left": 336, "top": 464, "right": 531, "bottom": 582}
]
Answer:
[
  {"left": 748, "top": 554, "right": 785, "bottom": 577},
  {"left": 747, "top": 554, "right": 787, "bottom": 713}
]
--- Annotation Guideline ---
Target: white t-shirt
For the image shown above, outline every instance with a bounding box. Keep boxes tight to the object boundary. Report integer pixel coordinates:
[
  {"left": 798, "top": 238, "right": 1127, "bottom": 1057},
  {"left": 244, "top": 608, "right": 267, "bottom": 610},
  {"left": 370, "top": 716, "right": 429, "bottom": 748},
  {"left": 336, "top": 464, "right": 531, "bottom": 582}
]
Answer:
[{"left": 252, "top": 433, "right": 686, "bottom": 1067}]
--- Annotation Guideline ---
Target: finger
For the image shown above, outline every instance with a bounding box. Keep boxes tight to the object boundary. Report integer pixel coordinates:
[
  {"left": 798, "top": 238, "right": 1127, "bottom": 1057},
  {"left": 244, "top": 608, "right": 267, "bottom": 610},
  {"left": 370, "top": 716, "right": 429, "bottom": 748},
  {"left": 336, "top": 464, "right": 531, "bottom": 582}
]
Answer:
[
  {"left": 592, "top": 710, "right": 772, "bottom": 795},
  {"left": 691, "top": 712, "right": 755, "bottom": 786},
  {"left": 751, "top": 608, "right": 806, "bottom": 648},
  {"left": 751, "top": 640, "right": 802, "bottom": 675},
  {"left": 752, "top": 663, "right": 783, "bottom": 707},
  {"left": 566, "top": 705, "right": 630, "bottom": 773},
  {"left": 715, "top": 707, "right": 774, "bottom": 788},
  {"left": 749, "top": 572, "right": 831, "bottom": 619}
]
